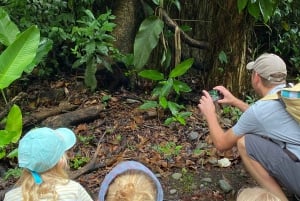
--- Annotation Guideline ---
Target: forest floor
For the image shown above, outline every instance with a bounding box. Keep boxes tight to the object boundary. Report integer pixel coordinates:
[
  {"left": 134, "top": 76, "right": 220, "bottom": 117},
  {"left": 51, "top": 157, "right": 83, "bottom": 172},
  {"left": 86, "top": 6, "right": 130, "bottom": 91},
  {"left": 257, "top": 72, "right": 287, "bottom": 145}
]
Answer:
[{"left": 0, "top": 73, "right": 269, "bottom": 201}]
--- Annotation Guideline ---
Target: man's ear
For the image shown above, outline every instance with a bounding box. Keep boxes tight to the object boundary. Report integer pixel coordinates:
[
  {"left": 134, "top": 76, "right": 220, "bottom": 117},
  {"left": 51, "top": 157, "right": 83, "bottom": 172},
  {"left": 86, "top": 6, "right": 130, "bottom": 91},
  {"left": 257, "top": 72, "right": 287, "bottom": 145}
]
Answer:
[{"left": 253, "top": 72, "right": 261, "bottom": 83}]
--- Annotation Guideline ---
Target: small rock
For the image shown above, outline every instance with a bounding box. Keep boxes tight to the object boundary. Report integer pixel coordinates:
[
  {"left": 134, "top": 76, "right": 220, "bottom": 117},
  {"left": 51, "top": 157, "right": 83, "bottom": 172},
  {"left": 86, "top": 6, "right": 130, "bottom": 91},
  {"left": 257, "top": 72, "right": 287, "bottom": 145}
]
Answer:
[
  {"left": 208, "top": 157, "right": 218, "bottom": 165},
  {"left": 218, "top": 158, "right": 231, "bottom": 167},
  {"left": 219, "top": 179, "right": 233, "bottom": 193},
  {"left": 171, "top": 172, "right": 182, "bottom": 180},
  {"left": 169, "top": 189, "right": 177, "bottom": 194},
  {"left": 188, "top": 131, "right": 199, "bottom": 140},
  {"left": 201, "top": 177, "right": 212, "bottom": 183},
  {"left": 195, "top": 142, "right": 208, "bottom": 149}
]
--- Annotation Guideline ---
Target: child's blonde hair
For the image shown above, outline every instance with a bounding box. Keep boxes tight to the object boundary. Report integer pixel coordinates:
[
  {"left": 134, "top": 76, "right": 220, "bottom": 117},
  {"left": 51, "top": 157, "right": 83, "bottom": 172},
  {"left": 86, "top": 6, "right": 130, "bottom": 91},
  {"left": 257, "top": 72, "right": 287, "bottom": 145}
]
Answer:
[
  {"left": 15, "top": 154, "right": 70, "bottom": 201},
  {"left": 237, "top": 187, "right": 281, "bottom": 201},
  {"left": 98, "top": 161, "right": 163, "bottom": 201},
  {"left": 105, "top": 170, "right": 156, "bottom": 201}
]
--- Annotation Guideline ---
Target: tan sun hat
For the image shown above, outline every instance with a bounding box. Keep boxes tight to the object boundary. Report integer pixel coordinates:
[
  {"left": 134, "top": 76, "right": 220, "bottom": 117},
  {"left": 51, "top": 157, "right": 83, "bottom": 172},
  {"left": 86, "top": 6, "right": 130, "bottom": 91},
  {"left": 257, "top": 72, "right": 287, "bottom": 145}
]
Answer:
[{"left": 246, "top": 53, "right": 287, "bottom": 84}]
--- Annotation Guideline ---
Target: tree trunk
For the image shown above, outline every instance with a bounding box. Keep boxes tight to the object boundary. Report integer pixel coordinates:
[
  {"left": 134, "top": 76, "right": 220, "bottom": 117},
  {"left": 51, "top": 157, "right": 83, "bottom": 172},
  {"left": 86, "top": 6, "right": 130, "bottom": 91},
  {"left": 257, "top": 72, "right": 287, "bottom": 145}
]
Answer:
[
  {"left": 177, "top": 0, "right": 254, "bottom": 97},
  {"left": 110, "top": 0, "right": 144, "bottom": 54},
  {"left": 108, "top": 0, "right": 255, "bottom": 97},
  {"left": 207, "top": 0, "right": 253, "bottom": 97}
]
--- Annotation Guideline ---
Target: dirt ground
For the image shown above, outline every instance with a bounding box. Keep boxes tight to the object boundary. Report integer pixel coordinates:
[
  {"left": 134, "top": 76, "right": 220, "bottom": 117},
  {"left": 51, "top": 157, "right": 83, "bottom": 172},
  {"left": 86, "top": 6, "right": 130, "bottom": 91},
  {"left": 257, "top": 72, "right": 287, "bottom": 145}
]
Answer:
[{"left": 0, "top": 75, "right": 264, "bottom": 201}]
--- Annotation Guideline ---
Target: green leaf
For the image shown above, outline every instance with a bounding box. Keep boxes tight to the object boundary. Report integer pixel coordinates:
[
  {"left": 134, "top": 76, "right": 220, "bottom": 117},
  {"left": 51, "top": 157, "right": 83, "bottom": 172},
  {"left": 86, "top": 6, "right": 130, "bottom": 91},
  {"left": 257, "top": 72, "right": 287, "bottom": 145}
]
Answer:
[
  {"left": 173, "top": 80, "right": 192, "bottom": 94},
  {"left": 160, "top": 78, "right": 173, "bottom": 97},
  {"left": 7, "top": 148, "right": 18, "bottom": 158},
  {"left": 175, "top": 116, "right": 186, "bottom": 125},
  {"left": 237, "top": 0, "right": 249, "bottom": 13},
  {"left": 172, "top": 0, "right": 181, "bottom": 11},
  {"left": 159, "top": 96, "right": 168, "bottom": 109},
  {"left": 0, "top": 130, "right": 15, "bottom": 146},
  {"left": 133, "top": 16, "right": 164, "bottom": 70},
  {"left": 259, "top": 0, "right": 278, "bottom": 23},
  {"left": 218, "top": 51, "right": 228, "bottom": 64},
  {"left": 5, "top": 104, "right": 22, "bottom": 143},
  {"left": 0, "top": 25, "right": 40, "bottom": 89},
  {"left": 169, "top": 58, "right": 194, "bottom": 78},
  {"left": 139, "top": 101, "right": 158, "bottom": 110},
  {"left": 247, "top": 1, "right": 260, "bottom": 19},
  {"left": 139, "top": 70, "right": 164, "bottom": 81},
  {"left": 0, "top": 8, "right": 20, "bottom": 46},
  {"left": 168, "top": 101, "right": 179, "bottom": 116},
  {"left": 0, "top": 150, "right": 5, "bottom": 159},
  {"left": 25, "top": 37, "right": 53, "bottom": 73},
  {"left": 178, "top": 111, "right": 192, "bottom": 118},
  {"left": 164, "top": 117, "right": 176, "bottom": 125},
  {"left": 152, "top": 0, "right": 160, "bottom": 6}
]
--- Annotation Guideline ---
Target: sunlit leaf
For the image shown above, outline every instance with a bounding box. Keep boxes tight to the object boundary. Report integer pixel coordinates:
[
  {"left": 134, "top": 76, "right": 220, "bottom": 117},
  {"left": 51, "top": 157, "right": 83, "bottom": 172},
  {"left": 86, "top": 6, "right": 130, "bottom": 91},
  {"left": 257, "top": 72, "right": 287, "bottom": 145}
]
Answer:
[
  {"left": 169, "top": 58, "right": 194, "bottom": 78},
  {"left": 5, "top": 104, "right": 22, "bottom": 143},
  {"left": 0, "top": 25, "right": 40, "bottom": 89},
  {"left": 139, "top": 101, "right": 159, "bottom": 109},
  {"left": 133, "top": 16, "right": 164, "bottom": 70},
  {"left": 139, "top": 70, "right": 164, "bottom": 81},
  {"left": 159, "top": 96, "right": 168, "bottom": 109}
]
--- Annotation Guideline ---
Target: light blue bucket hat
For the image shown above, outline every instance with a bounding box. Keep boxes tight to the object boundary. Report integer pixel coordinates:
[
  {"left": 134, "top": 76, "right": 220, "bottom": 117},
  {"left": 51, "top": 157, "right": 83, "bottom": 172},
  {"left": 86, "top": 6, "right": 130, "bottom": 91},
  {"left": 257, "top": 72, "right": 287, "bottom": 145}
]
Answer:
[
  {"left": 18, "top": 127, "right": 76, "bottom": 184},
  {"left": 98, "top": 160, "right": 164, "bottom": 201}
]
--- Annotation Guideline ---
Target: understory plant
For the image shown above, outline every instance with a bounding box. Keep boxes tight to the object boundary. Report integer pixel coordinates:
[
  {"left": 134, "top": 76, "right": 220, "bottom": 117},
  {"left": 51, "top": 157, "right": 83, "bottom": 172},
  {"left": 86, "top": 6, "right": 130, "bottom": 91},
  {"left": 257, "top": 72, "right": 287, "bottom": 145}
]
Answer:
[
  {"left": 69, "top": 9, "right": 123, "bottom": 91},
  {"left": 0, "top": 8, "right": 42, "bottom": 159},
  {"left": 138, "top": 58, "right": 194, "bottom": 125},
  {"left": 132, "top": 0, "right": 194, "bottom": 125}
]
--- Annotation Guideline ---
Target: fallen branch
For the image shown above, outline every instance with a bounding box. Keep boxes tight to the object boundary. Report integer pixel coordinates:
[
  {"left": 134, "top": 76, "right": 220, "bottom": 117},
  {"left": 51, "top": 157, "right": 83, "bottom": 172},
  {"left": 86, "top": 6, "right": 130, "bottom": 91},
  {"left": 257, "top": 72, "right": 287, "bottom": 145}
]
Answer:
[
  {"left": 23, "top": 102, "right": 78, "bottom": 128},
  {"left": 41, "top": 104, "right": 104, "bottom": 128}
]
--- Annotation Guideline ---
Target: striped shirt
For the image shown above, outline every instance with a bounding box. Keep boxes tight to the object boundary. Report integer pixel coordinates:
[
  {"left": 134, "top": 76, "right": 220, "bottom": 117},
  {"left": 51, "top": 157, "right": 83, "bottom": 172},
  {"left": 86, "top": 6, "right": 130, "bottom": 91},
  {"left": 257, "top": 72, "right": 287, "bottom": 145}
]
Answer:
[{"left": 4, "top": 180, "right": 93, "bottom": 201}]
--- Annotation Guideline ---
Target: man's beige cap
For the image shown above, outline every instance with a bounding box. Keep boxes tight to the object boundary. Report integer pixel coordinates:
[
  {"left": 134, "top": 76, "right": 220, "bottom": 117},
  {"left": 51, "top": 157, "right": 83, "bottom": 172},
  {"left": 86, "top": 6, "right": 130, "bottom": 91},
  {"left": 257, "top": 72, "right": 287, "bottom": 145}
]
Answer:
[{"left": 246, "top": 53, "right": 287, "bottom": 84}]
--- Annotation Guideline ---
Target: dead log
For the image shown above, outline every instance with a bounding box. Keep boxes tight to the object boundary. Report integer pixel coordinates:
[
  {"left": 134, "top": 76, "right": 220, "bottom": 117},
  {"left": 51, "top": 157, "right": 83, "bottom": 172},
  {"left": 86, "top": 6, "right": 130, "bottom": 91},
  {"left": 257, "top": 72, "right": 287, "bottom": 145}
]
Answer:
[
  {"left": 23, "top": 102, "right": 78, "bottom": 128},
  {"left": 41, "top": 104, "right": 104, "bottom": 128}
]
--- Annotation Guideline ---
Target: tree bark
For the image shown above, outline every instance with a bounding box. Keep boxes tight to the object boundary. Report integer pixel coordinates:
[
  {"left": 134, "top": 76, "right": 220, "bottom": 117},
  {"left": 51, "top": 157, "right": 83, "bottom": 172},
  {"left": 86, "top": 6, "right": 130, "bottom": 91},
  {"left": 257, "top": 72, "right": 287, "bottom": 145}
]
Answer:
[
  {"left": 108, "top": 0, "right": 255, "bottom": 97},
  {"left": 177, "top": 0, "right": 254, "bottom": 97}
]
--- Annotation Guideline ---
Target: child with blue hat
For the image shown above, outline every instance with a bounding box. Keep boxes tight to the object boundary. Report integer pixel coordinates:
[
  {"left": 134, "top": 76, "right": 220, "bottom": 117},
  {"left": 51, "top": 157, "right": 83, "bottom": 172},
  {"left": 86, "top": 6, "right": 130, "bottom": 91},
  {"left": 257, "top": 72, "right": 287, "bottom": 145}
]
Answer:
[{"left": 4, "top": 127, "right": 93, "bottom": 201}]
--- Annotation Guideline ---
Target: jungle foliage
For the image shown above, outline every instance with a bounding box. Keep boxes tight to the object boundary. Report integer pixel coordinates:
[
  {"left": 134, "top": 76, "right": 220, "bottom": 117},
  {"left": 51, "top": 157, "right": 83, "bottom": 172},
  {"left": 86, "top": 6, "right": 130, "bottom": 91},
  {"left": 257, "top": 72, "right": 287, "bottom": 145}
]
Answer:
[{"left": 0, "top": 0, "right": 299, "bottom": 121}]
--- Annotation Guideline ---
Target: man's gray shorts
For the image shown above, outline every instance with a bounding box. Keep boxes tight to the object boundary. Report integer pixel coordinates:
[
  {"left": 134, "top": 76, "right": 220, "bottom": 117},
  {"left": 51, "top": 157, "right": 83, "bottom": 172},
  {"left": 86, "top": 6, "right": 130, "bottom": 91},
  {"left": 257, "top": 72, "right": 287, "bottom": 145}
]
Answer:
[{"left": 245, "top": 134, "right": 300, "bottom": 196}]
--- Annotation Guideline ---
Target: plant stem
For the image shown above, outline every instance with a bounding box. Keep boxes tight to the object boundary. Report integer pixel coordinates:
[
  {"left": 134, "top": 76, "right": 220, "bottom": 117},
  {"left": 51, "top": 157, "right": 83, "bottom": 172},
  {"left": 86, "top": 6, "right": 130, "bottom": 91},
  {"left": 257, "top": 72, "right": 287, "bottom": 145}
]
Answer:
[{"left": 1, "top": 89, "right": 7, "bottom": 104}]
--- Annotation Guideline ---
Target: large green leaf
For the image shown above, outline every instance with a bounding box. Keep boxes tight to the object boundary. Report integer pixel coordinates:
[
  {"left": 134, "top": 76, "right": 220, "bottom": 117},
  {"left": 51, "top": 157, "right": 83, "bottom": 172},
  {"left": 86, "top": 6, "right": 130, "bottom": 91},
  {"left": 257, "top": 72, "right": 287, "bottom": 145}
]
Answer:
[
  {"left": 139, "top": 70, "right": 164, "bottom": 81},
  {"left": 160, "top": 78, "right": 173, "bottom": 97},
  {"left": 169, "top": 58, "right": 194, "bottom": 78},
  {"left": 0, "top": 25, "right": 40, "bottom": 89},
  {"left": 133, "top": 16, "right": 164, "bottom": 70},
  {"left": 173, "top": 80, "right": 192, "bottom": 94},
  {"left": 24, "top": 37, "right": 53, "bottom": 73},
  {"left": 0, "top": 8, "right": 20, "bottom": 47},
  {"left": 237, "top": 0, "right": 249, "bottom": 13},
  {"left": 5, "top": 104, "right": 22, "bottom": 143},
  {"left": 247, "top": 1, "right": 261, "bottom": 20},
  {"left": 259, "top": 0, "right": 278, "bottom": 23}
]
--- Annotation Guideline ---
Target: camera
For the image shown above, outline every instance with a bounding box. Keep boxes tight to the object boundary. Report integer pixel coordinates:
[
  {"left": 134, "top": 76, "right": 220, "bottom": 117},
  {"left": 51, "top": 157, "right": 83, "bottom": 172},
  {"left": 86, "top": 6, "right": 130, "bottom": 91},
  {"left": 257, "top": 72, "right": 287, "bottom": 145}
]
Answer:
[{"left": 208, "top": 89, "right": 223, "bottom": 101}]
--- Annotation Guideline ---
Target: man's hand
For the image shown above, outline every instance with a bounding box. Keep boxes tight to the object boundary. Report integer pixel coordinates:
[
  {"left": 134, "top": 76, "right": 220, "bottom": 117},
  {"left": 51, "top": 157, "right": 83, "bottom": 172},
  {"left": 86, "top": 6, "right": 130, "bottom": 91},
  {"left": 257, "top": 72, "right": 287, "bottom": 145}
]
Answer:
[
  {"left": 213, "top": 86, "right": 236, "bottom": 105},
  {"left": 198, "top": 90, "right": 216, "bottom": 118},
  {"left": 214, "top": 85, "right": 249, "bottom": 112}
]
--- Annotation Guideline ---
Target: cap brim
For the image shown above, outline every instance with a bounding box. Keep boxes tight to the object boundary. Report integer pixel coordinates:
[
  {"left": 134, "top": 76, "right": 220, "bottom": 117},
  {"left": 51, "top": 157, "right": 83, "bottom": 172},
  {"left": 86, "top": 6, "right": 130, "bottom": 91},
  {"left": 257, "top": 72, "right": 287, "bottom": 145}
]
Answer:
[
  {"left": 99, "top": 160, "right": 164, "bottom": 201},
  {"left": 55, "top": 128, "right": 76, "bottom": 150},
  {"left": 246, "top": 61, "right": 255, "bottom": 70}
]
